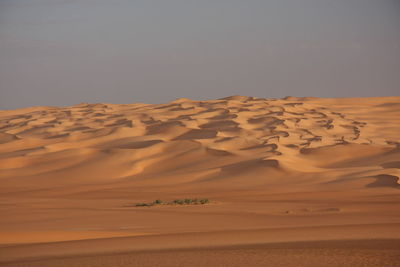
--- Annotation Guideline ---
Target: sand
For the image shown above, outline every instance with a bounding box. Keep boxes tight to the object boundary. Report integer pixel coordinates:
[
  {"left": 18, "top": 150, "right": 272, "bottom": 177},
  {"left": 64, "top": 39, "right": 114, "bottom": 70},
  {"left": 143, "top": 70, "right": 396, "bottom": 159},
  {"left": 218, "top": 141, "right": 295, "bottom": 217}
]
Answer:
[{"left": 0, "top": 96, "right": 399, "bottom": 266}]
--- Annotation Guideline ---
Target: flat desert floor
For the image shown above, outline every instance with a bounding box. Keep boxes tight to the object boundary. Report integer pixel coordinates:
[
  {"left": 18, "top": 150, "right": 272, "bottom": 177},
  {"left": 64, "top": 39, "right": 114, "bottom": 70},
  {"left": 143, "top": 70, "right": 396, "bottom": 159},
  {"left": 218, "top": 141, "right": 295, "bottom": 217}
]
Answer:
[{"left": 0, "top": 96, "right": 399, "bottom": 266}]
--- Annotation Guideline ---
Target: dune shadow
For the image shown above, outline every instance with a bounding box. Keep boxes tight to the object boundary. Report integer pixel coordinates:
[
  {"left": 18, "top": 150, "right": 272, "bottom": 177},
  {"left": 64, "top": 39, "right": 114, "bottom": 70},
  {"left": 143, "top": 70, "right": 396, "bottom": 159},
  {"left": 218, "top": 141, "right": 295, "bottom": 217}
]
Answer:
[{"left": 366, "top": 174, "right": 400, "bottom": 189}]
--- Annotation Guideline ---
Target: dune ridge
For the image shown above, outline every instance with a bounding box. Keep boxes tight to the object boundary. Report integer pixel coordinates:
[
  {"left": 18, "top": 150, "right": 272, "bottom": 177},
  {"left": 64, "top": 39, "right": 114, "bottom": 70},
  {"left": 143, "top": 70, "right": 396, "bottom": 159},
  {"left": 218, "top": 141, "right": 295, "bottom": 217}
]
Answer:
[
  {"left": 1, "top": 96, "right": 399, "bottom": 185},
  {"left": 0, "top": 96, "right": 399, "bottom": 265}
]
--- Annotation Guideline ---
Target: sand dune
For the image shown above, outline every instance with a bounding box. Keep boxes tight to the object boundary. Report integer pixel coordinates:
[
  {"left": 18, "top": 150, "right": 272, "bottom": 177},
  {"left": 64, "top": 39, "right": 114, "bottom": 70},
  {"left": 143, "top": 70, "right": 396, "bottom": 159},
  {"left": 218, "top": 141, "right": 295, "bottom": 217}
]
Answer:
[{"left": 0, "top": 96, "right": 399, "bottom": 266}]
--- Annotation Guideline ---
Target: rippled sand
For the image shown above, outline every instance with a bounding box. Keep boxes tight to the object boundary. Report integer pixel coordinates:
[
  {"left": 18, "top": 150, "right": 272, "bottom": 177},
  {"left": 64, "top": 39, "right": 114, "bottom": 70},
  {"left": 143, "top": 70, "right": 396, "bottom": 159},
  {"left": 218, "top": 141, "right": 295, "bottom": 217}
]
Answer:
[{"left": 1, "top": 96, "right": 399, "bottom": 266}]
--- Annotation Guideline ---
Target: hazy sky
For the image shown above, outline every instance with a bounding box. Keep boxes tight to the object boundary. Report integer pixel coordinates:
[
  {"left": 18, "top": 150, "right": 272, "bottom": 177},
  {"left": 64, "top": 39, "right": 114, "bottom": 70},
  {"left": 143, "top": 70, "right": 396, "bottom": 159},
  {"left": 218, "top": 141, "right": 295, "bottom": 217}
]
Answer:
[{"left": 0, "top": 0, "right": 399, "bottom": 109}]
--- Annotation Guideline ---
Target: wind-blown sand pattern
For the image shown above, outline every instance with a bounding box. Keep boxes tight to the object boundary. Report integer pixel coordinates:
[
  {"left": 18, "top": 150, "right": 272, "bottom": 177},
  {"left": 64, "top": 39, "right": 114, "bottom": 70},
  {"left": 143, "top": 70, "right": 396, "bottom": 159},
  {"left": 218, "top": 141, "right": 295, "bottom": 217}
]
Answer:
[{"left": 1, "top": 96, "right": 400, "bottom": 266}]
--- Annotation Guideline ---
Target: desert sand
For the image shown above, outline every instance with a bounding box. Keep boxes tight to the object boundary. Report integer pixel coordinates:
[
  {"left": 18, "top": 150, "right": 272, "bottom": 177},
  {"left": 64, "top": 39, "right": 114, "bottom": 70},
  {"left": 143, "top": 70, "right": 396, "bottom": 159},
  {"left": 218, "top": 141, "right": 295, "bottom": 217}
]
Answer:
[{"left": 0, "top": 96, "right": 399, "bottom": 266}]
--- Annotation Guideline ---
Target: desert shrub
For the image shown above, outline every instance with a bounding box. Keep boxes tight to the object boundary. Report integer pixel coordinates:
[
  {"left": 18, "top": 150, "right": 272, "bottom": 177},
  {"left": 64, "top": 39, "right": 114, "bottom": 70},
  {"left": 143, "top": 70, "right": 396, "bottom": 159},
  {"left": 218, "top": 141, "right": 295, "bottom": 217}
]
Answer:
[
  {"left": 199, "top": 198, "right": 210, "bottom": 204},
  {"left": 135, "top": 202, "right": 152, "bottom": 207},
  {"left": 173, "top": 199, "right": 185, "bottom": 205},
  {"left": 134, "top": 198, "right": 210, "bottom": 207},
  {"left": 153, "top": 199, "right": 163, "bottom": 205}
]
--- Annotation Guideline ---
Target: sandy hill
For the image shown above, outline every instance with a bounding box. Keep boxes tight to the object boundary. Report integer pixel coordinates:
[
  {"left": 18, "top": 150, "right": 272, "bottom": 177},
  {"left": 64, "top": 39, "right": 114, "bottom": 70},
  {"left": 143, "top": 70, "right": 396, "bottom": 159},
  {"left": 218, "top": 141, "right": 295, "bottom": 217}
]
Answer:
[{"left": 0, "top": 96, "right": 399, "bottom": 266}]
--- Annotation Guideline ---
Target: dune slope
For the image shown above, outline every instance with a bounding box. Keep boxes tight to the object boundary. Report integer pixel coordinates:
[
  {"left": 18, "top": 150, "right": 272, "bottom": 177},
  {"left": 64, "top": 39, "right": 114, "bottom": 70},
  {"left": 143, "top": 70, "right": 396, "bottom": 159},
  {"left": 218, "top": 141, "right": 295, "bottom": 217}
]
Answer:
[{"left": 0, "top": 96, "right": 399, "bottom": 265}]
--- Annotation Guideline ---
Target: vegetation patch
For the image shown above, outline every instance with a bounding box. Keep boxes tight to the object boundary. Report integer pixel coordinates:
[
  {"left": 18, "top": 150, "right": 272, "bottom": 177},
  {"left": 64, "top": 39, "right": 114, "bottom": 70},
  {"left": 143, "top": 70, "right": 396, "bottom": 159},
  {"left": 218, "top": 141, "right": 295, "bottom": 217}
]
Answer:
[{"left": 133, "top": 198, "right": 210, "bottom": 207}]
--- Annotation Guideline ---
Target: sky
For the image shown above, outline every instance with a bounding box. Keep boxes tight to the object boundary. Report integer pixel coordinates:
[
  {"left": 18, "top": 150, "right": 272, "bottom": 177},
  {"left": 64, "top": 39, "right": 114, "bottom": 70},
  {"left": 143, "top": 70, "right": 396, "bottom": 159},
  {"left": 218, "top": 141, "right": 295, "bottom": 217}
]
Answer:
[{"left": 0, "top": 0, "right": 399, "bottom": 109}]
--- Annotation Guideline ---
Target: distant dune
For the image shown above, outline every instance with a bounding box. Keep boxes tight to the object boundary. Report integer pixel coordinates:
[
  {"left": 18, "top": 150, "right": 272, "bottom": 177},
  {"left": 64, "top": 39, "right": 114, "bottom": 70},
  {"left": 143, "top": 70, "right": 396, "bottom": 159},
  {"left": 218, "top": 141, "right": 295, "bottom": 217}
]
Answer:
[{"left": 0, "top": 96, "right": 399, "bottom": 266}]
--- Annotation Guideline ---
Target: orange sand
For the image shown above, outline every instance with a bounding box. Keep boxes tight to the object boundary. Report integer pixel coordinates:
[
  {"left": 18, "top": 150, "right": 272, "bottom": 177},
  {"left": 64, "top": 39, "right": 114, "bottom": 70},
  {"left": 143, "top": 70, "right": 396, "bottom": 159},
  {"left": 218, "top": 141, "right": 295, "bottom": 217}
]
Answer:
[{"left": 0, "top": 96, "right": 399, "bottom": 266}]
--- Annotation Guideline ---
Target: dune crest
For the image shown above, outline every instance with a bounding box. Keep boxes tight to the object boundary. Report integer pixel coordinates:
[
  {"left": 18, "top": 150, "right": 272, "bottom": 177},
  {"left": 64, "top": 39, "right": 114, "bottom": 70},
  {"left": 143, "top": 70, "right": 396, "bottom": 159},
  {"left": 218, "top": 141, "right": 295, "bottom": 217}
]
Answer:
[
  {"left": 0, "top": 96, "right": 400, "bottom": 265},
  {"left": 1, "top": 96, "right": 399, "bottom": 186}
]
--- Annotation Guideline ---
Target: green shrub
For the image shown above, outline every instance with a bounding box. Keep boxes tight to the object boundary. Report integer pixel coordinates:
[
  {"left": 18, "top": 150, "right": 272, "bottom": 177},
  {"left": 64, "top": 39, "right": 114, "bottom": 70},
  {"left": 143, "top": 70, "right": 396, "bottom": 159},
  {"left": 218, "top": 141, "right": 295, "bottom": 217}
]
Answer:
[
  {"left": 199, "top": 198, "right": 210, "bottom": 204},
  {"left": 134, "top": 198, "right": 210, "bottom": 207},
  {"left": 173, "top": 199, "right": 185, "bottom": 205},
  {"left": 135, "top": 202, "right": 152, "bottom": 207},
  {"left": 153, "top": 199, "right": 163, "bottom": 205}
]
